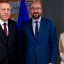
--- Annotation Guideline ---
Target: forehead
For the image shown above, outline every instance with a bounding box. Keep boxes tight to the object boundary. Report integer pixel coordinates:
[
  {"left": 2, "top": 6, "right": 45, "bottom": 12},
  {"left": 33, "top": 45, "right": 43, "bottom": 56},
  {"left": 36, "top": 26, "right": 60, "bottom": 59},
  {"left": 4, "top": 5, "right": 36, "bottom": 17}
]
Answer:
[
  {"left": 31, "top": 2, "right": 41, "bottom": 7},
  {"left": 0, "top": 3, "right": 10, "bottom": 9}
]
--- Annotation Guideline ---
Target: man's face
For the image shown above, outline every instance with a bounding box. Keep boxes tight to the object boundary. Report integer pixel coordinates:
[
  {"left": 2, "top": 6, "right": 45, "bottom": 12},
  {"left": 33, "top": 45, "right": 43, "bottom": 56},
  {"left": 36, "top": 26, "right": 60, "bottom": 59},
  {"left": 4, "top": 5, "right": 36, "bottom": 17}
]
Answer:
[
  {"left": 0, "top": 3, "right": 11, "bottom": 21},
  {"left": 30, "top": 2, "right": 42, "bottom": 19}
]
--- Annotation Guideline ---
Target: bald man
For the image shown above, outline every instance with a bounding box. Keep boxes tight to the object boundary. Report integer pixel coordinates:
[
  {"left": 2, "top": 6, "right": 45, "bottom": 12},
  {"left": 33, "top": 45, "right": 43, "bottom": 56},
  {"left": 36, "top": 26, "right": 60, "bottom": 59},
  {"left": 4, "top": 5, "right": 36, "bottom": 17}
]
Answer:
[{"left": 21, "top": 1, "right": 58, "bottom": 64}]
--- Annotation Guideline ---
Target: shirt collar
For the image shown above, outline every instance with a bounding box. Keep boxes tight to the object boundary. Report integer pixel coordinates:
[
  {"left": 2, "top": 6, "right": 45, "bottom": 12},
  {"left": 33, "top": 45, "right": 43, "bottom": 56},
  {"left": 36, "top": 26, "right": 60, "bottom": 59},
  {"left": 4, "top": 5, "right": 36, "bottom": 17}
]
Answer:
[
  {"left": 0, "top": 19, "right": 8, "bottom": 25},
  {"left": 32, "top": 16, "right": 41, "bottom": 23}
]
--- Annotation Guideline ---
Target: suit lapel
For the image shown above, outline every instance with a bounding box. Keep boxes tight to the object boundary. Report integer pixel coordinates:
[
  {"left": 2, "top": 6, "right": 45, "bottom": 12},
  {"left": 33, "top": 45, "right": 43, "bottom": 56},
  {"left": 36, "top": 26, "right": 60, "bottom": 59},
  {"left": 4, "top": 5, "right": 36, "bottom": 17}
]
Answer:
[
  {"left": 0, "top": 25, "right": 7, "bottom": 42},
  {"left": 8, "top": 20, "right": 13, "bottom": 47},
  {"left": 26, "top": 19, "right": 35, "bottom": 38},
  {"left": 38, "top": 18, "right": 46, "bottom": 40}
]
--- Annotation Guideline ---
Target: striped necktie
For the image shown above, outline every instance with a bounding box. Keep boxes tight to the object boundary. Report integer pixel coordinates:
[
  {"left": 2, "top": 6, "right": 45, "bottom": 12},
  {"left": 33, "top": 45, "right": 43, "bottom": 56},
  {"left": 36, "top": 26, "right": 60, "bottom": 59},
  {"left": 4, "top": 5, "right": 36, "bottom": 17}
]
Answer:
[{"left": 3, "top": 23, "right": 7, "bottom": 36}]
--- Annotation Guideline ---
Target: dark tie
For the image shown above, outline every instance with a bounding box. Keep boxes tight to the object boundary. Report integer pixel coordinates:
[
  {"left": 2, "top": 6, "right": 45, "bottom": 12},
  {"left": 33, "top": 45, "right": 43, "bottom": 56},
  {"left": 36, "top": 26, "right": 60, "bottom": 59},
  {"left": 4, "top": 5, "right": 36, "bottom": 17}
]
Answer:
[
  {"left": 3, "top": 23, "right": 7, "bottom": 36},
  {"left": 35, "top": 21, "right": 38, "bottom": 38}
]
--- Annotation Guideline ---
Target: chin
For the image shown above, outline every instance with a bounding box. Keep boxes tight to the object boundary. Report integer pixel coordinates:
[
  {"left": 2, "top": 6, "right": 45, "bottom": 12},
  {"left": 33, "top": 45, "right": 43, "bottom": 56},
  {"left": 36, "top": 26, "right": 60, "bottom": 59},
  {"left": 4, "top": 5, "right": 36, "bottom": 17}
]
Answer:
[
  {"left": 4, "top": 18, "right": 9, "bottom": 19},
  {"left": 33, "top": 16, "right": 40, "bottom": 19},
  {"left": 32, "top": 14, "right": 40, "bottom": 19},
  {"left": 3, "top": 18, "right": 8, "bottom": 21}
]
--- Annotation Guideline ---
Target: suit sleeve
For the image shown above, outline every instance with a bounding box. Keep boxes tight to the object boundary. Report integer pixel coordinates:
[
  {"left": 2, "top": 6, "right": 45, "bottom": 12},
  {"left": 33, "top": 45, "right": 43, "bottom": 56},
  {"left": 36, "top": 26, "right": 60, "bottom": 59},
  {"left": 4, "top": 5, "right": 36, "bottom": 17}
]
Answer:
[
  {"left": 19, "top": 24, "right": 27, "bottom": 64},
  {"left": 13, "top": 22, "right": 19, "bottom": 64},
  {"left": 49, "top": 21, "right": 58, "bottom": 63}
]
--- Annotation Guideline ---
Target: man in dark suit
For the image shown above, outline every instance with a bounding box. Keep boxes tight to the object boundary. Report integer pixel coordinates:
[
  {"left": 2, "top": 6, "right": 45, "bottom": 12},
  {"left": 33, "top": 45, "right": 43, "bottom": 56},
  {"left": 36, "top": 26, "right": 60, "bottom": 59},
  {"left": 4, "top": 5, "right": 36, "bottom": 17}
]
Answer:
[
  {"left": 0, "top": 2, "right": 19, "bottom": 64},
  {"left": 21, "top": 1, "right": 58, "bottom": 64}
]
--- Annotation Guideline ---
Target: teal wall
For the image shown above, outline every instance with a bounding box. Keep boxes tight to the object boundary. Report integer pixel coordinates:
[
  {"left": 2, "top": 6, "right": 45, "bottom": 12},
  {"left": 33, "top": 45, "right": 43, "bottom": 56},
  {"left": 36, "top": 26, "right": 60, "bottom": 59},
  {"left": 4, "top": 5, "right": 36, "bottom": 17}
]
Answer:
[{"left": 43, "top": 0, "right": 64, "bottom": 35}]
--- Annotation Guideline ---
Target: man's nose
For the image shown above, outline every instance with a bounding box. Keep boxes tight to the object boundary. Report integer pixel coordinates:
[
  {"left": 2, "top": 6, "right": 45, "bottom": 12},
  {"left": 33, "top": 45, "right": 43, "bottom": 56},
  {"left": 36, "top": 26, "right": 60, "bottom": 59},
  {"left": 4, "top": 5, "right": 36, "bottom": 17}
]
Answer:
[
  {"left": 34, "top": 9, "right": 38, "bottom": 12},
  {"left": 5, "top": 9, "right": 9, "bottom": 13}
]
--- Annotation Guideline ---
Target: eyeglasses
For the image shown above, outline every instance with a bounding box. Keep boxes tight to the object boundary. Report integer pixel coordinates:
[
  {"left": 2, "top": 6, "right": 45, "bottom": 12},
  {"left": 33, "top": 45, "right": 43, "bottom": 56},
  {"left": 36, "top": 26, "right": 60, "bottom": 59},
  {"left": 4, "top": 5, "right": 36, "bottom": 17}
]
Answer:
[{"left": 30, "top": 7, "right": 42, "bottom": 10}]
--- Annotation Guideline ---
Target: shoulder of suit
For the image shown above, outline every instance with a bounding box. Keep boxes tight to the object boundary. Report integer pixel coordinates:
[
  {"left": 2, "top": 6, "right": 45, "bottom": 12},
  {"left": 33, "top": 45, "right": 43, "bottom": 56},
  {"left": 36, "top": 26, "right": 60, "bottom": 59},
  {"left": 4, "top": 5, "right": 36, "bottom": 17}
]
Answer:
[
  {"left": 59, "top": 32, "right": 64, "bottom": 41},
  {"left": 41, "top": 17, "right": 53, "bottom": 24},
  {"left": 22, "top": 19, "right": 31, "bottom": 25},
  {"left": 60, "top": 32, "right": 64, "bottom": 37},
  {"left": 42, "top": 17, "right": 52, "bottom": 22},
  {"left": 8, "top": 19, "right": 17, "bottom": 25}
]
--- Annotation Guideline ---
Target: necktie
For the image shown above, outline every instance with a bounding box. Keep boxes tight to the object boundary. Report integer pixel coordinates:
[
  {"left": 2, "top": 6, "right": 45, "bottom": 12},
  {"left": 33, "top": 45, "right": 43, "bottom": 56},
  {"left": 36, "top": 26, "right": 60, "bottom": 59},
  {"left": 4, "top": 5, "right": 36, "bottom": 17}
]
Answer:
[
  {"left": 35, "top": 21, "right": 38, "bottom": 38},
  {"left": 3, "top": 23, "right": 7, "bottom": 36}
]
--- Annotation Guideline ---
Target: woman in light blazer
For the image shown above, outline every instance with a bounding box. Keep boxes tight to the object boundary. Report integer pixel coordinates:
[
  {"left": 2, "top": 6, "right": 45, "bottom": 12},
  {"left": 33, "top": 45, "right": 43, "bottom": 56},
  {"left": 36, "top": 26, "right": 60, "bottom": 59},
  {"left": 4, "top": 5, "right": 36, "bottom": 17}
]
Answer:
[{"left": 59, "top": 32, "right": 64, "bottom": 64}]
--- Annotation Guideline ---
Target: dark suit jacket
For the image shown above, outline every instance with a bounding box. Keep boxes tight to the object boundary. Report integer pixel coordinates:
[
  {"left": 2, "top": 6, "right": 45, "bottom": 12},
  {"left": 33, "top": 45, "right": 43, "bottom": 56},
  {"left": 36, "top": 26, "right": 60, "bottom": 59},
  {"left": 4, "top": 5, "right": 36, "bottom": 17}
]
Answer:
[
  {"left": 0, "top": 19, "right": 19, "bottom": 64},
  {"left": 21, "top": 17, "right": 58, "bottom": 64}
]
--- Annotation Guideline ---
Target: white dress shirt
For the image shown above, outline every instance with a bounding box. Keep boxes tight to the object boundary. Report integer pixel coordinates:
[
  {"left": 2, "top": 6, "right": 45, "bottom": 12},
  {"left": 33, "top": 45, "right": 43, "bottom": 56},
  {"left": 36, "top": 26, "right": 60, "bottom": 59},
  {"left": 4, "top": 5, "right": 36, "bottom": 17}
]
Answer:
[
  {"left": 0, "top": 19, "right": 8, "bottom": 35},
  {"left": 32, "top": 16, "right": 41, "bottom": 35}
]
